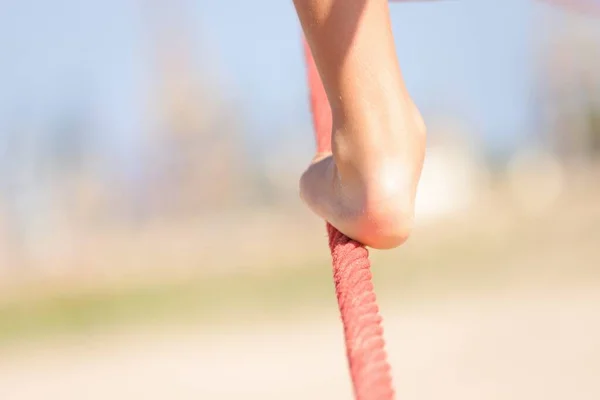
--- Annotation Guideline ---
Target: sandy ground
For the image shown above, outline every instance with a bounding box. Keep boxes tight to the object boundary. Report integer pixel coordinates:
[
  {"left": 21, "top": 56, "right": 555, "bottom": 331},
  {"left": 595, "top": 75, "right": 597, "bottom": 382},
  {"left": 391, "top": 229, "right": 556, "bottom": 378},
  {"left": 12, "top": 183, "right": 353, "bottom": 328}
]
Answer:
[{"left": 0, "top": 282, "right": 599, "bottom": 400}]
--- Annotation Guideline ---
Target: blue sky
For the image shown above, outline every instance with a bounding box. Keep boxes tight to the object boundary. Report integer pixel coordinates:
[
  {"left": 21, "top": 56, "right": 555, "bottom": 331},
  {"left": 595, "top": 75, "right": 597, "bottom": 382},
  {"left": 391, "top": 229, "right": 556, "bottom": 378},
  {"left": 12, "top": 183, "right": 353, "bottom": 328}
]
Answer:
[
  {"left": 0, "top": 0, "right": 578, "bottom": 166},
  {"left": 198, "top": 0, "right": 536, "bottom": 154}
]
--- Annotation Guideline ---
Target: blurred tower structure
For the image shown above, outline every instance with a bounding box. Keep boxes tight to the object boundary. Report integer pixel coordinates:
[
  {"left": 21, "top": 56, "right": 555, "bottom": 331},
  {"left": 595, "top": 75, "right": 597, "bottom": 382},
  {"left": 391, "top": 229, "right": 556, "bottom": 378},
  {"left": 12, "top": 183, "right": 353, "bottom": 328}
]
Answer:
[
  {"left": 534, "top": 3, "right": 600, "bottom": 165},
  {"left": 142, "top": 0, "right": 243, "bottom": 216}
]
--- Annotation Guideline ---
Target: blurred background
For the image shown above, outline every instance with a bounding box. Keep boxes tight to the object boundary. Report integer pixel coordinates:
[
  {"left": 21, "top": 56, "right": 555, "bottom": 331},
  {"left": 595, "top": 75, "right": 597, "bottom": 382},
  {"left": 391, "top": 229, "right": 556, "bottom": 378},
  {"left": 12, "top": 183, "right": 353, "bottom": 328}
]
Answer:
[{"left": 0, "top": 0, "right": 599, "bottom": 399}]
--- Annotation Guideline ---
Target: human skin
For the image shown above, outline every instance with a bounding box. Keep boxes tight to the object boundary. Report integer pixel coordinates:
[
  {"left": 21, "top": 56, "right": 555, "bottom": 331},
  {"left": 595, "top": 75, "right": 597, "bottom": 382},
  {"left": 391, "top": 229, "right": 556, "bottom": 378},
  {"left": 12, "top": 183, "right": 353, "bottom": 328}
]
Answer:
[{"left": 293, "top": 0, "right": 427, "bottom": 249}]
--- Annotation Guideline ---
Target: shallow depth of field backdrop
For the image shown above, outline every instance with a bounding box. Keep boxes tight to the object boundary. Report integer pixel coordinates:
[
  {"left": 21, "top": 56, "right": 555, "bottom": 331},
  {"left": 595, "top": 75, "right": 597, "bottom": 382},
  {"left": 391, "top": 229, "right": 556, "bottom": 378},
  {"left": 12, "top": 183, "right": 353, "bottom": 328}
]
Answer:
[{"left": 1, "top": 1, "right": 599, "bottom": 399}]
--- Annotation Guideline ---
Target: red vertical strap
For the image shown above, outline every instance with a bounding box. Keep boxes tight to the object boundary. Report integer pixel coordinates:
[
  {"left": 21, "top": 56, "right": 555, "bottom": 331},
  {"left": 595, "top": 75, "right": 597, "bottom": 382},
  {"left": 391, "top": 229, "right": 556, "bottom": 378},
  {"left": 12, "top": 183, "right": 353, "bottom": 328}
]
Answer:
[
  {"left": 302, "top": 36, "right": 396, "bottom": 400},
  {"left": 302, "top": 38, "right": 333, "bottom": 154}
]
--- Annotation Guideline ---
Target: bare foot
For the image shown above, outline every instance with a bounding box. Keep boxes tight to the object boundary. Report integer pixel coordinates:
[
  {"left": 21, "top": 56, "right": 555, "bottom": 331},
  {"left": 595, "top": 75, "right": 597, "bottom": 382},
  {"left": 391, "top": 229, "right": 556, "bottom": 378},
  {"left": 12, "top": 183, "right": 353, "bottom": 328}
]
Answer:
[{"left": 300, "top": 105, "right": 426, "bottom": 249}]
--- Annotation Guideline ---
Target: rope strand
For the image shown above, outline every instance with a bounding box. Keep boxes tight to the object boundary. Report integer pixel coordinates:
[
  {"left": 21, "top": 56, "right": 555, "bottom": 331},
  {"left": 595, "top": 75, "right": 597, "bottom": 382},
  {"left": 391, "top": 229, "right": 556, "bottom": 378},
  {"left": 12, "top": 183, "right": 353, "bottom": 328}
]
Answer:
[{"left": 328, "top": 224, "right": 395, "bottom": 400}]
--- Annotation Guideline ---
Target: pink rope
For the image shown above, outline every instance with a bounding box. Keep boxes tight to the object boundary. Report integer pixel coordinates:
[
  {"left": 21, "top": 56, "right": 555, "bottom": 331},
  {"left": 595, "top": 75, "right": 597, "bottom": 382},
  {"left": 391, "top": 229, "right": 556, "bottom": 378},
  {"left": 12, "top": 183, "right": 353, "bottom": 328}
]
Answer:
[{"left": 303, "top": 36, "right": 395, "bottom": 400}]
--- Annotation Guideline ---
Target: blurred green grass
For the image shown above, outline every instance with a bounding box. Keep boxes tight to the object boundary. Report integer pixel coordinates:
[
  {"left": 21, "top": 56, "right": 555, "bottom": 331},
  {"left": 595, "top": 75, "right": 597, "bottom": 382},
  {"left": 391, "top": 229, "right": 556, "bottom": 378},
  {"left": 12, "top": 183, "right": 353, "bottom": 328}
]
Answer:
[
  {"left": 1, "top": 192, "right": 599, "bottom": 349},
  {"left": 0, "top": 261, "right": 335, "bottom": 346}
]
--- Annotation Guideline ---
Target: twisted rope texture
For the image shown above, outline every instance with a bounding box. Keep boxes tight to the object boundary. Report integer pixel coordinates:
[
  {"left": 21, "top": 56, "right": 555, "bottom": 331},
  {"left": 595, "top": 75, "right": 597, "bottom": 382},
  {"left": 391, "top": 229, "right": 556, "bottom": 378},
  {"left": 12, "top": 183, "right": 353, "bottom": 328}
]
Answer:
[{"left": 303, "top": 37, "right": 395, "bottom": 400}]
